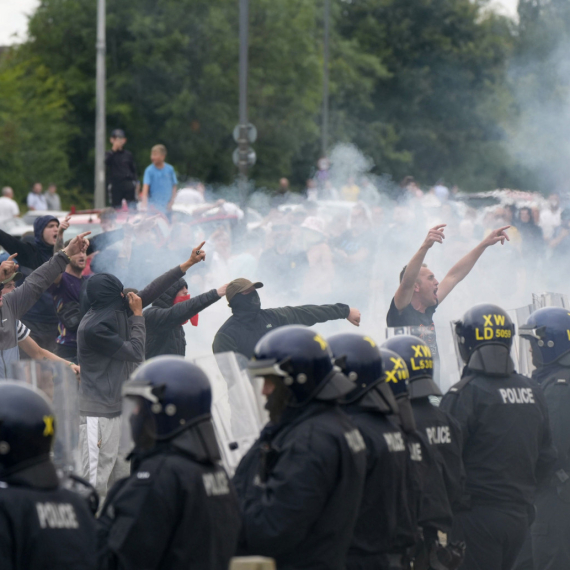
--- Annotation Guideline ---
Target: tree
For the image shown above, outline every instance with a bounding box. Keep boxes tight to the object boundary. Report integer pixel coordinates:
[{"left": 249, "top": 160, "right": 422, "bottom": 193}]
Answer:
[{"left": 0, "top": 49, "right": 76, "bottom": 205}]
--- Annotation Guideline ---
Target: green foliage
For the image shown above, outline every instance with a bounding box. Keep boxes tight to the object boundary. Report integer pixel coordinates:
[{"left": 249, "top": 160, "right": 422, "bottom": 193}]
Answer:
[
  {"left": 1, "top": 0, "right": 552, "bottom": 198},
  {"left": 0, "top": 50, "right": 75, "bottom": 206}
]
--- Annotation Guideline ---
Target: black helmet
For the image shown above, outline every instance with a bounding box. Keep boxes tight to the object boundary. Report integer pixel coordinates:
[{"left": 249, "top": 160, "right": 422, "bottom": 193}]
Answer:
[
  {"left": 383, "top": 335, "right": 441, "bottom": 399},
  {"left": 124, "top": 356, "right": 213, "bottom": 449},
  {"left": 0, "top": 382, "right": 55, "bottom": 476},
  {"left": 249, "top": 325, "right": 354, "bottom": 405},
  {"left": 519, "top": 307, "right": 570, "bottom": 368},
  {"left": 327, "top": 333, "right": 398, "bottom": 414},
  {"left": 454, "top": 303, "right": 514, "bottom": 363},
  {"left": 378, "top": 347, "right": 416, "bottom": 433}
]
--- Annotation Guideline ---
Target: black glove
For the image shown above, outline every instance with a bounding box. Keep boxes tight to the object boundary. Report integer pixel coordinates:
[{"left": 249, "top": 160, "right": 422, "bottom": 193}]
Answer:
[{"left": 429, "top": 541, "right": 466, "bottom": 570}]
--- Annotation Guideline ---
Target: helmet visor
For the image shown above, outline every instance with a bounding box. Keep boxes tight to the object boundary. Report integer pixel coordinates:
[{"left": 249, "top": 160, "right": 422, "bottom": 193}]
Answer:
[{"left": 120, "top": 396, "right": 157, "bottom": 457}]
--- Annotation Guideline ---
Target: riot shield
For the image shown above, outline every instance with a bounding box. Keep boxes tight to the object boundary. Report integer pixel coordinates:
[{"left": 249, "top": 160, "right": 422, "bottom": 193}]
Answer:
[
  {"left": 191, "top": 352, "right": 267, "bottom": 475},
  {"left": 508, "top": 303, "right": 537, "bottom": 378},
  {"left": 9, "top": 361, "right": 80, "bottom": 475}
]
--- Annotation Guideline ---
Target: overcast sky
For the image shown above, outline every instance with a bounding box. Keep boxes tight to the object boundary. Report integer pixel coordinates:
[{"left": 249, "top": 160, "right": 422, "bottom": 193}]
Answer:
[{"left": 0, "top": 0, "right": 519, "bottom": 46}]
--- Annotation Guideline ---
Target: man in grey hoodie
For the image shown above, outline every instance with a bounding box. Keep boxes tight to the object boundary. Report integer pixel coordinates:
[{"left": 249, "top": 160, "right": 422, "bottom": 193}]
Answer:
[{"left": 77, "top": 242, "right": 207, "bottom": 500}]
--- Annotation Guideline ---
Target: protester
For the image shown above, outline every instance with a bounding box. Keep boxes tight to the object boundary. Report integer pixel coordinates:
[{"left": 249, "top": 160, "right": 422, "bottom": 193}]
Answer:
[
  {"left": 387, "top": 223, "right": 510, "bottom": 364},
  {"left": 212, "top": 277, "right": 361, "bottom": 358},
  {"left": 49, "top": 218, "right": 88, "bottom": 363},
  {"left": 27, "top": 182, "right": 48, "bottom": 211},
  {"left": 77, "top": 243, "right": 207, "bottom": 500},
  {"left": 0, "top": 232, "right": 89, "bottom": 379},
  {"left": 144, "top": 279, "right": 228, "bottom": 359},
  {"left": 141, "top": 144, "right": 177, "bottom": 212},
  {"left": 517, "top": 206, "right": 544, "bottom": 258},
  {"left": 441, "top": 304, "right": 557, "bottom": 570},
  {"left": 233, "top": 326, "right": 367, "bottom": 569},
  {"left": 0, "top": 186, "right": 20, "bottom": 223},
  {"left": 44, "top": 183, "right": 62, "bottom": 211},
  {"left": 97, "top": 357, "right": 241, "bottom": 570},
  {"left": 540, "top": 192, "right": 562, "bottom": 241},
  {"left": 105, "top": 128, "right": 138, "bottom": 208}
]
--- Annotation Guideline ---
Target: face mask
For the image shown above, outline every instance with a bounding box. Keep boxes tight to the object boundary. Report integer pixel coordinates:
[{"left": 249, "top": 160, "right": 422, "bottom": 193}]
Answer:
[
  {"left": 230, "top": 290, "right": 261, "bottom": 313},
  {"left": 173, "top": 294, "right": 199, "bottom": 326},
  {"left": 265, "top": 381, "right": 292, "bottom": 424}
]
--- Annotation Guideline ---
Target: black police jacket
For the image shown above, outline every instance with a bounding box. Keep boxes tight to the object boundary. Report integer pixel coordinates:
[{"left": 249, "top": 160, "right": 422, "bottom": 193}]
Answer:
[
  {"left": 343, "top": 406, "right": 416, "bottom": 569},
  {"left": 212, "top": 303, "right": 350, "bottom": 358},
  {"left": 411, "top": 398, "right": 466, "bottom": 512},
  {"left": 0, "top": 460, "right": 97, "bottom": 570},
  {"left": 441, "top": 367, "right": 557, "bottom": 509},
  {"left": 97, "top": 429, "right": 241, "bottom": 570},
  {"left": 233, "top": 401, "right": 367, "bottom": 570},
  {"left": 405, "top": 427, "right": 453, "bottom": 534}
]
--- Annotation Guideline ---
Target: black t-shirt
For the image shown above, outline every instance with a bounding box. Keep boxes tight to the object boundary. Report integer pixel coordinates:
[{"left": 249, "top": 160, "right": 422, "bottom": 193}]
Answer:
[
  {"left": 105, "top": 149, "right": 137, "bottom": 183},
  {"left": 386, "top": 298, "right": 439, "bottom": 364},
  {"left": 386, "top": 297, "right": 437, "bottom": 328}
]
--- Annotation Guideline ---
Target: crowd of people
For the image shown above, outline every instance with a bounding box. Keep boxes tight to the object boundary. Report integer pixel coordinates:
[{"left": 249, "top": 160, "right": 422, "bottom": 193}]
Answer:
[{"left": 1, "top": 136, "right": 570, "bottom": 569}]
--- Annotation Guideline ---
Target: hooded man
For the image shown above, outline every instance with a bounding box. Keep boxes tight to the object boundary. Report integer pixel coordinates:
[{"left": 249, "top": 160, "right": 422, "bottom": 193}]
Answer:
[
  {"left": 77, "top": 243, "right": 207, "bottom": 501},
  {"left": 212, "top": 278, "right": 361, "bottom": 358},
  {"left": 0, "top": 214, "right": 121, "bottom": 350},
  {"left": 144, "top": 279, "right": 227, "bottom": 359}
]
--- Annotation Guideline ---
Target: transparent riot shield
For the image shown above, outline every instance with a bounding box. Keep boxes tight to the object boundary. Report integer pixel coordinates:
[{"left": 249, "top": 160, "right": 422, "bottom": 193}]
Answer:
[
  {"left": 9, "top": 361, "right": 80, "bottom": 475},
  {"left": 191, "top": 352, "right": 267, "bottom": 476},
  {"left": 508, "top": 303, "right": 537, "bottom": 378}
]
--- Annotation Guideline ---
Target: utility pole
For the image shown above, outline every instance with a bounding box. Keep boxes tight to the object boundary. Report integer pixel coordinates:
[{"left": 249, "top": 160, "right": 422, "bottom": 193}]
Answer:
[
  {"left": 94, "top": 0, "right": 106, "bottom": 209},
  {"left": 238, "top": 0, "right": 250, "bottom": 213},
  {"left": 321, "top": 0, "right": 330, "bottom": 157}
]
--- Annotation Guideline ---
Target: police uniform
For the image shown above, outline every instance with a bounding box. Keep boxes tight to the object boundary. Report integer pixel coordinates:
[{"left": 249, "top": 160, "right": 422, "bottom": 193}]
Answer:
[
  {"left": 97, "top": 356, "right": 241, "bottom": 570},
  {"left": 328, "top": 333, "right": 416, "bottom": 570},
  {"left": 97, "top": 437, "right": 241, "bottom": 570},
  {"left": 383, "top": 335, "right": 466, "bottom": 512},
  {"left": 233, "top": 326, "right": 367, "bottom": 570},
  {"left": 441, "top": 304, "right": 557, "bottom": 570},
  {"left": 0, "top": 382, "right": 97, "bottom": 570},
  {"left": 518, "top": 307, "right": 570, "bottom": 570}
]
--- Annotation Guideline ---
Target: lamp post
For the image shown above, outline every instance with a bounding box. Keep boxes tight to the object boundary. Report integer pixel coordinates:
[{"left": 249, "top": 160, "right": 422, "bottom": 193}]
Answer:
[{"left": 94, "top": 0, "right": 106, "bottom": 209}]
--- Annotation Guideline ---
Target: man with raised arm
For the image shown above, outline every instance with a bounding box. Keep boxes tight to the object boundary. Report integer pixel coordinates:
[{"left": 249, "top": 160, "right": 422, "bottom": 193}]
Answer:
[{"left": 387, "top": 224, "right": 510, "bottom": 362}]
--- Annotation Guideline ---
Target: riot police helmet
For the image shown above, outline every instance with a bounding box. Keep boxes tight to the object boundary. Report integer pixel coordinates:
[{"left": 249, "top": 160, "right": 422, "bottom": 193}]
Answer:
[
  {"left": 454, "top": 304, "right": 514, "bottom": 368},
  {"left": 124, "top": 356, "right": 212, "bottom": 449},
  {"left": 383, "top": 335, "right": 441, "bottom": 398},
  {"left": 0, "top": 381, "right": 56, "bottom": 477},
  {"left": 519, "top": 307, "right": 570, "bottom": 368},
  {"left": 328, "top": 332, "right": 398, "bottom": 414},
  {"left": 249, "top": 325, "right": 354, "bottom": 406}
]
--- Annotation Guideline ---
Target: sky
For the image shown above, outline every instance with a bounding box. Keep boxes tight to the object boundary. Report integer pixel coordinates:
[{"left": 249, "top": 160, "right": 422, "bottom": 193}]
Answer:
[{"left": 0, "top": 0, "right": 519, "bottom": 46}]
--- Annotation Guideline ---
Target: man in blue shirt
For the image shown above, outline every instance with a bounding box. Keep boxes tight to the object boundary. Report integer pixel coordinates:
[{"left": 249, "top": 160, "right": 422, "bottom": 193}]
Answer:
[{"left": 141, "top": 144, "right": 178, "bottom": 212}]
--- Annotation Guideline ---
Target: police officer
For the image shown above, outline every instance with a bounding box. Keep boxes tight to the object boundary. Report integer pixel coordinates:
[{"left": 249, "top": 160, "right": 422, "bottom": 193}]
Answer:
[
  {"left": 233, "top": 325, "right": 367, "bottom": 570},
  {"left": 328, "top": 333, "right": 416, "bottom": 570},
  {"left": 97, "top": 356, "right": 241, "bottom": 570},
  {"left": 519, "top": 307, "right": 570, "bottom": 570},
  {"left": 380, "top": 346, "right": 456, "bottom": 570},
  {"left": 441, "top": 303, "right": 557, "bottom": 570},
  {"left": 383, "top": 335, "right": 465, "bottom": 512},
  {"left": 0, "top": 381, "right": 97, "bottom": 569}
]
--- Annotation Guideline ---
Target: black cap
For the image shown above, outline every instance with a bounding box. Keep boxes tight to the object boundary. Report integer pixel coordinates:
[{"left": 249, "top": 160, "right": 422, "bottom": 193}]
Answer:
[{"left": 111, "top": 129, "right": 126, "bottom": 138}]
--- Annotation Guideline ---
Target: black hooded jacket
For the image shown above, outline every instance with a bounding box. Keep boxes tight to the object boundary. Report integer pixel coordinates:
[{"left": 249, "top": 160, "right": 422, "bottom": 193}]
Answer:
[
  {"left": 212, "top": 294, "right": 351, "bottom": 358},
  {"left": 77, "top": 266, "right": 184, "bottom": 417},
  {"left": 97, "top": 420, "right": 241, "bottom": 570},
  {"left": 144, "top": 279, "right": 221, "bottom": 359}
]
